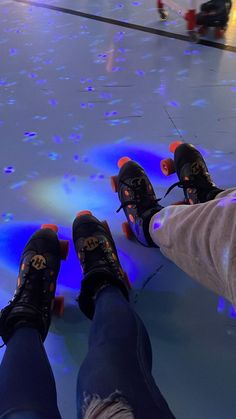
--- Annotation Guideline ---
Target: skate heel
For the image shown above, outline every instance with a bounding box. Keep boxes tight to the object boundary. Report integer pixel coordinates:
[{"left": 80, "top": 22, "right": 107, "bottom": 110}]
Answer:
[{"left": 41, "top": 224, "right": 69, "bottom": 317}]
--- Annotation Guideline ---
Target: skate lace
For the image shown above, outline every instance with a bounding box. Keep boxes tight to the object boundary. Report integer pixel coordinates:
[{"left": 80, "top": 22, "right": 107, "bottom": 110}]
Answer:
[
  {"left": 163, "top": 180, "right": 191, "bottom": 198},
  {"left": 81, "top": 238, "right": 124, "bottom": 280},
  {"left": 164, "top": 178, "right": 214, "bottom": 198},
  {"left": 116, "top": 179, "right": 161, "bottom": 213}
]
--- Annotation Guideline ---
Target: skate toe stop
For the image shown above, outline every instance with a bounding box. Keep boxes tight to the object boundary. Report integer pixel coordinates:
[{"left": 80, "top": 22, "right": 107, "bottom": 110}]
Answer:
[{"left": 117, "top": 157, "right": 131, "bottom": 169}]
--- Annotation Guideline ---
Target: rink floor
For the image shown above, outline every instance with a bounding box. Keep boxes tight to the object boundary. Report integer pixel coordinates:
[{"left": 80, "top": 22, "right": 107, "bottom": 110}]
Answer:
[{"left": 0, "top": 0, "right": 236, "bottom": 418}]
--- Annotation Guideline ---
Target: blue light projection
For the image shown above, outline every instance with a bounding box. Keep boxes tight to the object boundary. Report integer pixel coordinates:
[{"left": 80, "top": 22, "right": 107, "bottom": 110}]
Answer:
[
  {"left": 29, "top": 176, "right": 115, "bottom": 221},
  {"left": 217, "top": 296, "right": 226, "bottom": 313},
  {"left": 0, "top": 223, "right": 40, "bottom": 273},
  {"left": 1, "top": 213, "right": 13, "bottom": 222},
  {"left": 88, "top": 143, "right": 172, "bottom": 181},
  {"left": 191, "top": 99, "right": 209, "bottom": 108},
  {"left": 0, "top": 223, "right": 81, "bottom": 291},
  {"left": 229, "top": 305, "right": 236, "bottom": 318},
  {"left": 4, "top": 166, "right": 15, "bottom": 174}
]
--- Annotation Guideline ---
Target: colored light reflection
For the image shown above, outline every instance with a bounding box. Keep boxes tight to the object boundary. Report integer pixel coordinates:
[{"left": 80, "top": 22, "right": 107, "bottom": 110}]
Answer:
[{"left": 88, "top": 143, "right": 170, "bottom": 181}]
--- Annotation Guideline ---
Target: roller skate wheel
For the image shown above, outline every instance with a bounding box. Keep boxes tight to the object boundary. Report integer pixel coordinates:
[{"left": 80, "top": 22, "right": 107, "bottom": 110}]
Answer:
[
  {"left": 41, "top": 224, "right": 58, "bottom": 233},
  {"left": 76, "top": 210, "right": 92, "bottom": 218},
  {"left": 59, "top": 240, "right": 69, "bottom": 260},
  {"left": 159, "top": 9, "right": 168, "bottom": 20},
  {"left": 53, "top": 296, "right": 64, "bottom": 317},
  {"left": 169, "top": 141, "right": 183, "bottom": 154},
  {"left": 110, "top": 175, "right": 118, "bottom": 193},
  {"left": 117, "top": 157, "right": 131, "bottom": 169},
  {"left": 122, "top": 222, "right": 134, "bottom": 240},
  {"left": 160, "top": 158, "right": 175, "bottom": 176},
  {"left": 123, "top": 271, "right": 132, "bottom": 290},
  {"left": 101, "top": 220, "right": 112, "bottom": 235}
]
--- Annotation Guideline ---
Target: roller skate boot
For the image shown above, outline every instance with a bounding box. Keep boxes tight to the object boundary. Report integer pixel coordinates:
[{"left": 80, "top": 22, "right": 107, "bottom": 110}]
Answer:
[
  {"left": 161, "top": 141, "right": 224, "bottom": 204},
  {"left": 73, "top": 211, "right": 131, "bottom": 319},
  {"left": 111, "top": 157, "right": 163, "bottom": 246},
  {"left": 0, "top": 225, "right": 69, "bottom": 345},
  {"left": 197, "top": 0, "right": 232, "bottom": 38}
]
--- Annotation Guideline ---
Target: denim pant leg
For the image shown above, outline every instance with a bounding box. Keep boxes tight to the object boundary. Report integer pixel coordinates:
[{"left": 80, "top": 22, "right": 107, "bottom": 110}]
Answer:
[
  {"left": 77, "top": 286, "right": 175, "bottom": 419},
  {"left": 0, "top": 327, "right": 62, "bottom": 419}
]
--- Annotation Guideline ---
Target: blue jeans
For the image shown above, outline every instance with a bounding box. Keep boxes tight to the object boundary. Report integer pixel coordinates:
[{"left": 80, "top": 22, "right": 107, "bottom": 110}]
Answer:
[{"left": 0, "top": 286, "right": 175, "bottom": 419}]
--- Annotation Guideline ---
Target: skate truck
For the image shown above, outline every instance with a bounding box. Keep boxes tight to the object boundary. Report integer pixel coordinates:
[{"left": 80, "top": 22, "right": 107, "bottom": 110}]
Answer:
[{"left": 157, "top": 0, "right": 232, "bottom": 41}]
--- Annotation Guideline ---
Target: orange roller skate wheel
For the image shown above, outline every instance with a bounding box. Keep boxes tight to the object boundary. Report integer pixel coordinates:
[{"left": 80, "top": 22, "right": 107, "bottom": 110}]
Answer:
[
  {"left": 169, "top": 141, "right": 183, "bottom": 154},
  {"left": 41, "top": 224, "right": 58, "bottom": 233},
  {"left": 117, "top": 156, "right": 131, "bottom": 169},
  {"left": 160, "top": 158, "right": 175, "bottom": 176},
  {"left": 122, "top": 221, "right": 134, "bottom": 240},
  {"left": 110, "top": 175, "right": 118, "bottom": 192},
  {"left": 53, "top": 296, "right": 65, "bottom": 317},
  {"left": 59, "top": 240, "right": 69, "bottom": 260},
  {"left": 76, "top": 210, "right": 92, "bottom": 218},
  {"left": 101, "top": 220, "right": 112, "bottom": 235}
]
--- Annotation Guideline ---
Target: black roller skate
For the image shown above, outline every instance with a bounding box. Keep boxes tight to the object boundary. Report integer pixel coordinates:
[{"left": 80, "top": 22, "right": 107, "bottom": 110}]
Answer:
[
  {"left": 160, "top": 141, "right": 224, "bottom": 204},
  {"left": 196, "top": 0, "right": 232, "bottom": 38},
  {"left": 73, "top": 211, "right": 131, "bottom": 319},
  {"left": 111, "top": 157, "right": 163, "bottom": 246},
  {"left": 0, "top": 225, "right": 69, "bottom": 345}
]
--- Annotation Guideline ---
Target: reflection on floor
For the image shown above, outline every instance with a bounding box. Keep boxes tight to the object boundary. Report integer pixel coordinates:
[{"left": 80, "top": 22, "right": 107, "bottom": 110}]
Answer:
[{"left": 0, "top": 0, "right": 236, "bottom": 418}]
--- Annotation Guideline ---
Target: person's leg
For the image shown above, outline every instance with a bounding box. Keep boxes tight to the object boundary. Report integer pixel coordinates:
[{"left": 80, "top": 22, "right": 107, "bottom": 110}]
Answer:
[
  {"left": 149, "top": 188, "right": 236, "bottom": 306},
  {"left": 78, "top": 286, "right": 175, "bottom": 419},
  {"left": 149, "top": 142, "right": 235, "bottom": 305},
  {"left": 114, "top": 142, "right": 236, "bottom": 304},
  {"left": 0, "top": 226, "right": 67, "bottom": 419},
  {"left": 73, "top": 212, "right": 175, "bottom": 419},
  {"left": 0, "top": 328, "right": 61, "bottom": 419}
]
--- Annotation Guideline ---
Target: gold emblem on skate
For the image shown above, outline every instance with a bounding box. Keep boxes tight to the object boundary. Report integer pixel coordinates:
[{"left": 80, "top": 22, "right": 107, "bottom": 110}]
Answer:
[
  {"left": 83, "top": 236, "right": 99, "bottom": 251},
  {"left": 31, "top": 255, "right": 47, "bottom": 270}
]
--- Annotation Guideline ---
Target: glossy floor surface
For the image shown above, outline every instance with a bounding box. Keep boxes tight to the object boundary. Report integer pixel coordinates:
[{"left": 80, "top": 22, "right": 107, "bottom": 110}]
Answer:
[{"left": 0, "top": 0, "right": 236, "bottom": 418}]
